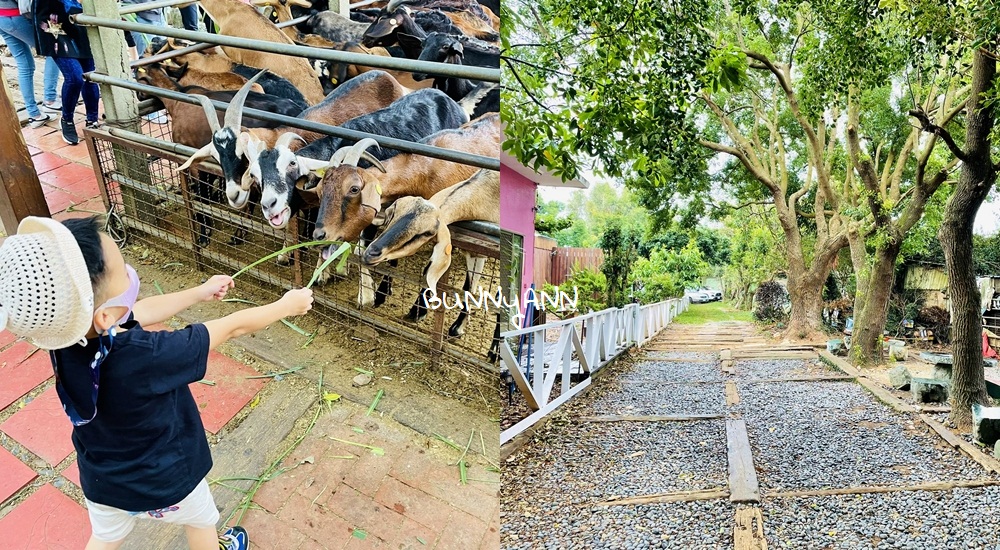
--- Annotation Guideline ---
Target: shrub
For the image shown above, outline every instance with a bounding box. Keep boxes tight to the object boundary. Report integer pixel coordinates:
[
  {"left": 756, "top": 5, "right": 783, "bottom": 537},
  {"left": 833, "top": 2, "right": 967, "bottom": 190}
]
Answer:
[
  {"left": 560, "top": 267, "right": 607, "bottom": 314},
  {"left": 753, "top": 281, "right": 789, "bottom": 322}
]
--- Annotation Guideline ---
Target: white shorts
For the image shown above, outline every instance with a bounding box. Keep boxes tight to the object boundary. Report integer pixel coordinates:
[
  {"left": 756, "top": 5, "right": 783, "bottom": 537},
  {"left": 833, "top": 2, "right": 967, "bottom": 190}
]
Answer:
[{"left": 86, "top": 479, "right": 220, "bottom": 543}]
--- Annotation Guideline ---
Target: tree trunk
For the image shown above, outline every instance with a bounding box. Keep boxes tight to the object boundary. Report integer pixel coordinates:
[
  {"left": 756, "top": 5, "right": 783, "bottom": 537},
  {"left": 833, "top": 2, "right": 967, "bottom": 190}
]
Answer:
[
  {"left": 941, "top": 49, "right": 996, "bottom": 429},
  {"left": 786, "top": 272, "right": 826, "bottom": 337},
  {"left": 851, "top": 242, "right": 901, "bottom": 366}
]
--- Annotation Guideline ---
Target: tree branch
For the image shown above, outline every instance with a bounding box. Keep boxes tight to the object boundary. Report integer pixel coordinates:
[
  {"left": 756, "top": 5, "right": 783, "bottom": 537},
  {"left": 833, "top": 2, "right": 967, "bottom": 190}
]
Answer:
[
  {"left": 503, "top": 57, "right": 554, "bottom": 113},
  {"left": 908, "top": 108, "right": 969, "bottom": 162}
]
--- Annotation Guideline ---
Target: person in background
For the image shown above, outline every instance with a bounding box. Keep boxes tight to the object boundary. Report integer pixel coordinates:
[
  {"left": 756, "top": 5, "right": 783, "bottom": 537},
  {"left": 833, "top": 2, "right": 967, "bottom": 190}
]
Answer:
[
  {"left": 178, "top": 2, "right": 199, "bottom": 31},
  {"left": 0, "top": 1, "right": 62, "bottom": 127},
  {"left": 119, "top": 0, "right": 167, "bottom": 122},
  {"left": 33, "top": 0, "right": 99, "bottom": 145}
]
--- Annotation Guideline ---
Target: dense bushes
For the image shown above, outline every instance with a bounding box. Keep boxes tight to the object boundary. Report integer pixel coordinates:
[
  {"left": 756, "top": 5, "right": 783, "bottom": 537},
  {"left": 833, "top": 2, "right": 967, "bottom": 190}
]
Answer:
[{"left": 753, "top": 281, "right": 789, "bottom": 322}]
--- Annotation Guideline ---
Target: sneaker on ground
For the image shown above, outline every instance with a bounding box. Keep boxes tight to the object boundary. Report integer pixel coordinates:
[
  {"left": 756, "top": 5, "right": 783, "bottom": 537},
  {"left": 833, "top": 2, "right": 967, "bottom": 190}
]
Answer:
[
  {"left": 218, "top": 526, "right": 249, "bottom": 550},
  {"left": 61, "top": 118, "right": 79, "bottom": 145},
  {"left": 143, "top": 110, "right": 169, "bottom": 124},
  {"left": 27, "top": 114, "right": 51, "bottom": 129},
  {"left": 40, "top": 101, "right": 62, "bottom": 114},
  {"left": 85, "top": 120, "right": 101, "bottom": 130}
]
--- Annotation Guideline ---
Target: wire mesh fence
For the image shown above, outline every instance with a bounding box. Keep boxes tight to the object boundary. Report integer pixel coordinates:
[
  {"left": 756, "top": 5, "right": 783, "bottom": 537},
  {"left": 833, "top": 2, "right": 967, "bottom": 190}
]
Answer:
[{"left": 85, "top": 122, "right": 502, "bottom": 389}]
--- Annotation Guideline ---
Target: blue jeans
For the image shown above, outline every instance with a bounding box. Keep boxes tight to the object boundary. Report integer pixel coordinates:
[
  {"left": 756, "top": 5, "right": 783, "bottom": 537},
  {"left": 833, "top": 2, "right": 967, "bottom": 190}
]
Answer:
[
  {"left": 0, "top": 15, "right": 60, "bottom": 118},
  {"left": 179, "top": 4, "right": 199, "bottom": 31},
  {"left": 52, "top": 56, "right": 99, "bottom": 123},
  {"left": 128, "top": 12, "right": 166, "bottom": 56}
]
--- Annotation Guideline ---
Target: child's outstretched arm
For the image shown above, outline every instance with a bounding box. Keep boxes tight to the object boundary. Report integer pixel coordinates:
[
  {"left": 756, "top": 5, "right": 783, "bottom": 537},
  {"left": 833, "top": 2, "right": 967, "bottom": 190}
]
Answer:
[
  {"left": 132, "top": 275, "right": 235, "bottom": 327},
  {"left": 204, "top": 288, "right": 313, "bottom": 349}
]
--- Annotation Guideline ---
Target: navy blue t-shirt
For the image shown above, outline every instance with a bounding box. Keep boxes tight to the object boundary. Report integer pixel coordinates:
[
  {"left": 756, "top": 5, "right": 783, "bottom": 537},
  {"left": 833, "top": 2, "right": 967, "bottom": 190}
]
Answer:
[{"left": 51, "top": 317, "right": 213, "bottom": 511}]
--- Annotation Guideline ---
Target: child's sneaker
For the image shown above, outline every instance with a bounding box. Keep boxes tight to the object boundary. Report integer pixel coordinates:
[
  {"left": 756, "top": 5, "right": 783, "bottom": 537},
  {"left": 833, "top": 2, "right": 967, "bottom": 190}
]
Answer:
[
  {"left": 27, "top": 113, "right": 51, "bottom": 129},
  {"left": 61, "top": 118, "right": 79, "bottom": 145},
  {"left": 40, "top": 100, "right": 62, "bottom": 114},
  {"left": 218, "top": 526, "right": 249, "bottom": 550},
  {"left": 85, "top": 120, "right": 101, "bottom": 131}
]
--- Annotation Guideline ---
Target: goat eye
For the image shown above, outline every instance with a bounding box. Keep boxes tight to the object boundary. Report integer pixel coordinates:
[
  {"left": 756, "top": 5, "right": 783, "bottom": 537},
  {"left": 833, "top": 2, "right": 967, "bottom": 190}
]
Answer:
[{"left": 350, "top": 186, "right": 361, "bottom": 194}]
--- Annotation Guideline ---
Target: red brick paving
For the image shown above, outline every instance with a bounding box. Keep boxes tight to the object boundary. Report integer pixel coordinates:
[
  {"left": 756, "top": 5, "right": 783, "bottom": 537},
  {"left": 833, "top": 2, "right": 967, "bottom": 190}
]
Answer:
[
  {"left": 0, "top": 446, "right": 37, "bottom": 503},
  {"left": 0, "top": 386, "right": 74, "bottom": 465},
  {"left": 188, "top": 351, "right": 267, "bottom": 434},
  {"left": 0, "top": 342, "right": 52, "bottom": 410},
  {"left": 62, "top": 460, "right": 81, "bottom": 488},
  {"left": 0, "top": 484, "right": 90, "bottom": 549},
  {"left": 38, "top": 162, "right": 95, "bottom": 189},
  {"left": 30, "top": 151, "right": 70, "bottom": 175},
  {"left": 0, "top": 330, "right": 19, "bottom": 349}
]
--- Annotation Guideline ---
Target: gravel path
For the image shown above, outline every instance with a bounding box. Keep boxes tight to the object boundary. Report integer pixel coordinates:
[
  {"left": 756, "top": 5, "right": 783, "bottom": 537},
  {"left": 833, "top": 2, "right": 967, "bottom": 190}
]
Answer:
[
  {"left": 736, "top": 380, "right": 983, "bottom": 491},
  {"left": 764, "top": 487, "right": 1000, "bottom": 549},
  {"left": 501, "top": 500, "right": 734, "bottom": 550},
  {"left": 588, "top": 380, "right": 725, "bottom": 416},
  {"left": 643, "top": 351, "right": 717, "bottom": 361},
  {"left": 615, "top": 360, "right": 724, "bottom": 384},
  {"left": 735, "top": 358, "right": 838, "bottom": 380}
]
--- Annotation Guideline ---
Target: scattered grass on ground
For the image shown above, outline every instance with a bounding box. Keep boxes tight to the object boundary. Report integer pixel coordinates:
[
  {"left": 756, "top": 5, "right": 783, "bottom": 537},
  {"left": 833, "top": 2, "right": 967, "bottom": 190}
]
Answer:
[{"left": 673, "top": 300, "right": 754, "bottom": 325}]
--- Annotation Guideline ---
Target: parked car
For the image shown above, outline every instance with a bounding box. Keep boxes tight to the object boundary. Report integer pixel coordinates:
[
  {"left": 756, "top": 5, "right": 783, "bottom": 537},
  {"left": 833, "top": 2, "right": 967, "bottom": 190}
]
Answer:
[
  {"left": 701, "top": 287, "right": 723, "bottom": 301},
  {"left": 685, "top": 288, "right": 713, "bottom": 303}
]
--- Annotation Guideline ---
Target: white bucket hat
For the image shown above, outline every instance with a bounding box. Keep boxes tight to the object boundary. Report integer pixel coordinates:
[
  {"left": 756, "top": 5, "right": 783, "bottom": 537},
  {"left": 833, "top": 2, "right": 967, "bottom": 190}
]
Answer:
[{"left": 0, "top": 217, "right": 95, "bottom": 350}]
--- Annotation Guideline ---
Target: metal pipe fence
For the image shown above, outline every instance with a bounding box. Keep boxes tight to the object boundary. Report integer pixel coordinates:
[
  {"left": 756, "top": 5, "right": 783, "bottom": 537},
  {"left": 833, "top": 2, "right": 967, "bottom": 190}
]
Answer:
[
  {"left": 119, "top": 0, "right": 197, "bottom": 14},
  {"left": 73, "top": 14, "right": 501, "bottom": 82},
  {"left": 500, "top": 297, "right": 689, "bottom": 445},
  {"left": 85, "top": 73, "right": 500, "bottom": 170}
]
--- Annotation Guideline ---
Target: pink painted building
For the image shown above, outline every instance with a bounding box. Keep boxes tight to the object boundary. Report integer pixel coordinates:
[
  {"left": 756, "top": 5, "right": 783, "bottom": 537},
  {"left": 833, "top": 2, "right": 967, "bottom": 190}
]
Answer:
[{"left": 500, "top": 150, "right": 587, "bottom": 324}]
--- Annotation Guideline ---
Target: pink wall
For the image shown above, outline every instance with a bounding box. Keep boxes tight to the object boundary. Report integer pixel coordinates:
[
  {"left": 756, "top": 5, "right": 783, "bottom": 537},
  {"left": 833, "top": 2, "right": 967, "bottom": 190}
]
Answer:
[{"left": 500, "top": 163, "right": 537, "bottom": 307}]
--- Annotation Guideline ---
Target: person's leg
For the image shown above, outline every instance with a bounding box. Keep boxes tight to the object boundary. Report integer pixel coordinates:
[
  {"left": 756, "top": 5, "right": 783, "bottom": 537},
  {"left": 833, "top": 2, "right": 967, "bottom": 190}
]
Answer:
[
  {"left": 179, "top": 4, "right": 199, "bottom": 31},
  {"left": 0, "top": 17, "right": 42, "bottom": 119},
  {"left": 184, "top": 525, "right": 219, "bottom": 550},
  {"left": 130, "top": 31, "right": 147, "bottom": 57},
  {"left": 84, "top": 536, "right": 126, "bottom": 550},
  {"left": 53, "top": 56, "right": 84, "bottom": 143},
  {"left": 78, "top": 58, "right": 100, "bottom": 123},
  {"left": 43, "top": 58, "right": 61, "bottom": 105}
]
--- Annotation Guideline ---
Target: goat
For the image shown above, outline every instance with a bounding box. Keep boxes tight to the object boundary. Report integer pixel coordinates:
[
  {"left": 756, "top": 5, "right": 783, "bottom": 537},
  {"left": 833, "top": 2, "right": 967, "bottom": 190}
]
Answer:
[
  {"left": 311, "top": 113, "right": 499, "bottom": 244},
  {"left": 382, "top": 0, "right": 498, "bottom": 40},
  {"left": 308, "top": 113, "right": 498, "bottom": 308},
  {"left": 180, "top": 70, "right": 408, "bottom": 213},
  {"left": 247, "top": 88, "right": 468, "bottom": 230},
  {"left": 361, "top": 5, "right": 464, "bottom": 49},
  {"left": 457, "top": 82, "right": 498, "bottom": 120},
  {"left": 198, "top": 0, "right": 326, "bottom": 104},
  {"left": 305, "top": 10, "right": 371, "bottom": 43},
  {"left": 317, "top": 42, "right": 432, "bottom": 94},
  {"left": 165, "top": 40, "right": 310, "bottom": 112},
  {"left": 160, "top": 61, "right": 265, "bottom": 93},
  {"left": 362, "top": 169, "right": 498, "bottom": 339},
  {"left": 135, "top": 67, "right": 293, "bottom": 246}
]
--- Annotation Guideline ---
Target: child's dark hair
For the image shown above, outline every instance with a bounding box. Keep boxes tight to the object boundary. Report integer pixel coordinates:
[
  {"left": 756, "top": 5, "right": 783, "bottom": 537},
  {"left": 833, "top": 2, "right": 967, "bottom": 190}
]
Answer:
[{"left": 63, "top": 216, "right": 106, "bottom": 290}]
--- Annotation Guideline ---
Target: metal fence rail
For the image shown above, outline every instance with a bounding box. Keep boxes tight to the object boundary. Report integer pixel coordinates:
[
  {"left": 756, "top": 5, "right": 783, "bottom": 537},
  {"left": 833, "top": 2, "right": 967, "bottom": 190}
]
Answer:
[
  {"left": 500, "top": 297, "right": 689, "bottom": 445},
  {"left": 73, "top": 14, "right": 500, "bottom": 82},
  {"left": 85, "top": 73, "right": 500, "bottom": 171}
]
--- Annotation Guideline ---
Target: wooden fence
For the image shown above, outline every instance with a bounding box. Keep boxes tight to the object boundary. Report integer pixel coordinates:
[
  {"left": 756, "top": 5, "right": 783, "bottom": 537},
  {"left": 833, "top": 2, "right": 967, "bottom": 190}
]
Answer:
[{"left": 535, "top": 247, "right": 604, "bottom": 286}]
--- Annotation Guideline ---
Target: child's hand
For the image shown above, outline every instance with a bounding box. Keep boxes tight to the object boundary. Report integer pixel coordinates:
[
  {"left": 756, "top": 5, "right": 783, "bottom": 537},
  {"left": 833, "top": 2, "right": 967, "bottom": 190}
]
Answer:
[
  {"left": 279, "top": 288, "right": 313, "bottom": 316},
  {"left": 198, "top": 275, "right": 235, "bottom": 302}
]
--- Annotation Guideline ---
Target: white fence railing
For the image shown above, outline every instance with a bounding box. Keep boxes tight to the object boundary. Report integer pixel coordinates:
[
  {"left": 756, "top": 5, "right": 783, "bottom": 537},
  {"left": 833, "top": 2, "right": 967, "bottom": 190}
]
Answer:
[{"left": 500, "top": 296, "right": 689, "bottom": 445}]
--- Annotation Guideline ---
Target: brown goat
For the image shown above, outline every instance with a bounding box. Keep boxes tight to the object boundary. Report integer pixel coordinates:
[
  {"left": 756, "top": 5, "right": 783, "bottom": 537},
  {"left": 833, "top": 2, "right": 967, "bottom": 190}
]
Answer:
[
  {"left": 310, "top": 112, "right": 500, "bottom": 246},
  {"left": 198, "top": 0, "right": 325, "bottom": 104},
  {"left": 161, "top": 61, "right": 265, "bottom": 93},
  {"left": 322, "top": 42, "right": 431, "bottom": 91},
  {"left": 252, "top": 0, "right": 339, "bottom": 48}
]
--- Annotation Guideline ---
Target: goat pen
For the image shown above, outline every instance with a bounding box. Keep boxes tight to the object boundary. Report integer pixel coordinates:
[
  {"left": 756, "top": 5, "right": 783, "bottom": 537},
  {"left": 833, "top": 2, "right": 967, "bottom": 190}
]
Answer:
[{"left": 73, "top": 0, "right": 503, "bottom": 398}]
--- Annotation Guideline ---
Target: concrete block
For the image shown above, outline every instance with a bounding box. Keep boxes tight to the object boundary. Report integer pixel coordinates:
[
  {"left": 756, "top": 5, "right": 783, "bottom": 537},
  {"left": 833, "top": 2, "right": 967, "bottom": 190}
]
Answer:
[
  {"left": 973, "top": 403, "right": 1000, "bottom": 446},
  {"left": 888, "top": 365, "right": 911, "bottom": 391},
  {"left": 932, "top": 364, "right": 953, "bottom": 381},
  {"left": 911, "top": 377, "right": 948, "bottom": 404},
  {"left": 720, "top": 350, "right": 732, "bottom": 361}
]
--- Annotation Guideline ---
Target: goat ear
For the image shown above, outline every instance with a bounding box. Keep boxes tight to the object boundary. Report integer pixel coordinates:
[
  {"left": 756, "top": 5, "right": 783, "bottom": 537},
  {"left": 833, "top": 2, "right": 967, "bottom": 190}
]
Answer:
[
  {"left": 176, "top": 143, "right": 216, "bottom": 172},
  {"left": 294, "top": 186, "right": 322, "bottom": 208},
  {"left": 297, "top": 157, "right": 330, "bottom": 175},
  {"left": 242, "top": 133, "right": 259, "bottom": 164},
  {"left": 425, "top": 226, "right": 453, "bottom": 290},
  {"left": 397, "top": 33, "right": 424, "bottom": 50}
]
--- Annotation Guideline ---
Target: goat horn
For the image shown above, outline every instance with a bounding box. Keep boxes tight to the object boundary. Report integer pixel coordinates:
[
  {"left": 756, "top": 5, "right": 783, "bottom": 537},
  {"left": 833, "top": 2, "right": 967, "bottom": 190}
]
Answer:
[
  {"left": 275, "top": 132, "right": 306, "bottom": 150},
  {"left": 386, "top": 0, "right": 414, "bottom": 12},
  {"left": 191, "top": 94, "right": 222, "bottom": 134},
  {"left": 224, "top": 70, "right": 265, "bottom": 130},
  {"left": 176, "top": 142, "right": 216, "bottom": 171},
  {"left": 360, "top": 151, "right": 387, "bottom": 173},
  {"left": 327, "top": 145, "right": 353, "bottom": 167},
  {"left": 343, "top": 138, "right": 381, "bottom": 167}
]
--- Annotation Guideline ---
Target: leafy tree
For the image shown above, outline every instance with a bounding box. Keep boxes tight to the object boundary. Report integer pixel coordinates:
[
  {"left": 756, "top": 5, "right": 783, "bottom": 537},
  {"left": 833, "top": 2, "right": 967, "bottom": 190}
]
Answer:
[
  {"left": 535, "top": 195, "right": 575, "bottom": 236},
  {"left": 599, "top": 222, "right": 641, "bottom": 307},
  {"left": 721, "top": 205, "right": 787, "bottom": 309},
  {"left": 630, "top": 242, "right": 710, "bottom": 303},
  {"left": 545, "top": 267, "right": 607, "bottom": 314}
]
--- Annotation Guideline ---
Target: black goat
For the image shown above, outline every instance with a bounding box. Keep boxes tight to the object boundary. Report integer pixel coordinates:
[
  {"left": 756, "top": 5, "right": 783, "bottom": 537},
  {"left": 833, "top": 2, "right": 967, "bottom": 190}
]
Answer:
[
  {"left": 458, "top": 82, "right": 498, "bottom": 119},
  {"left": 229, "top": 65, "right": 310, "bottom": 113},
  {"left": 361, "top": 6, "right": 463, "bottom": 50},
  {"left": 403, "top": 32, "right": 498, "bottom": 101}
]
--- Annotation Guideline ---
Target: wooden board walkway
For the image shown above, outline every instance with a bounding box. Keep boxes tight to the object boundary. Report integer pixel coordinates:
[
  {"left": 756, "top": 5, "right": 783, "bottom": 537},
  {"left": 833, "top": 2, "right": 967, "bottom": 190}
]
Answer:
[{"left": 727, "top": 419, "right": 760, "bottom": 503}]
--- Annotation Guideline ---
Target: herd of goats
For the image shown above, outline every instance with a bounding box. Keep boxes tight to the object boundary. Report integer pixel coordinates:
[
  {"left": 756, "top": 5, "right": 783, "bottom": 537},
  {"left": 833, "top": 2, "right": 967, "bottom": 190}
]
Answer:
[{"left": 125, "top": 0, "right": 502, "bottom": 360}]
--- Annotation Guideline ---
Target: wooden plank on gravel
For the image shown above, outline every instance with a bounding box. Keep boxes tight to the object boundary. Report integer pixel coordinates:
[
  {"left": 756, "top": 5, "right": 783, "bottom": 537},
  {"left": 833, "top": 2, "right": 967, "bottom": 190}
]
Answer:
[
  {"left": 734, "top": 507, "right": 767, "bottom": 550},
  {"left": 120, "top": 381, "right": 315, "bottom": 549},
  {"left": 721, "top": 360, "right": 736, "bottom": 375},
  {"left": 578, "top": 414, "right": 725, "bottom": 422},
  {"left": 920, "top": 414, "right": 1000, "bottom": 474},
  {"left": 726, "top": 419, "right": 760, "bottom": 503},
  {"left": 726, "top": 382, "right": 740, "bottom": 406},
  {"left": 767, "top": 478, "right": 1000, "bottom": 499},
  {"left": 818, "top": 350, "right": 914, "bottom": 413},
  {"left": 589, "top": 488, "right": 730, "bottom": 507}
]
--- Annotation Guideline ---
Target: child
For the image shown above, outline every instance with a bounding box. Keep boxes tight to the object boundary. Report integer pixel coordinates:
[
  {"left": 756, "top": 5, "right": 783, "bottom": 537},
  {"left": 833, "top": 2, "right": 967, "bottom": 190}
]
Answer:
[{"left": 0, "top": 215, "right": 313, "bottom": 550}]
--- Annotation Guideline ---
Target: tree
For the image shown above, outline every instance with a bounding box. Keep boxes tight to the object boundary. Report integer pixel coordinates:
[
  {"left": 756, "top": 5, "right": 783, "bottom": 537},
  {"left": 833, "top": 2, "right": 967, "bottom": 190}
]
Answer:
[
  {"left": 722, "top": 205, "right": 787, "bottom": 309},
  {"left": 599, "top": 222, "right": 640, "bottom": 307},
  {"left": 535, "top": 195, "right": 575, "bottom": 236},
  {"left": 630, "top": 242, "right": 709, "bottom": 303}
]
